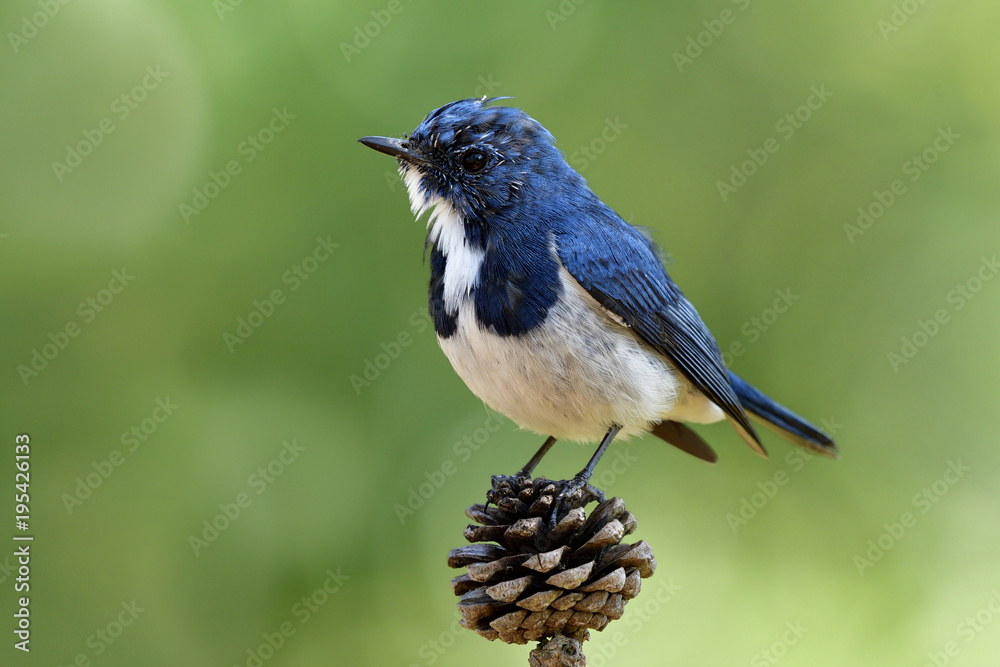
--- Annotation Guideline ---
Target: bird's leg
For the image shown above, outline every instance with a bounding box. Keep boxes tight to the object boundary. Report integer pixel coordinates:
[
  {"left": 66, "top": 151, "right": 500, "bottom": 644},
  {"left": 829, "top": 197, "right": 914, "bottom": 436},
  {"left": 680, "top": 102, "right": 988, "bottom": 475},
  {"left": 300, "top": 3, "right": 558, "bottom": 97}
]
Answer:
[
  {"left": 550, "top": 424, "right": 621, "bottom": 525},
  {"left": 517, "top": 435, "right": 558, "bottom": 479},
  {"left": 566, "top": 424, "right": 621, "bottom": 501}
]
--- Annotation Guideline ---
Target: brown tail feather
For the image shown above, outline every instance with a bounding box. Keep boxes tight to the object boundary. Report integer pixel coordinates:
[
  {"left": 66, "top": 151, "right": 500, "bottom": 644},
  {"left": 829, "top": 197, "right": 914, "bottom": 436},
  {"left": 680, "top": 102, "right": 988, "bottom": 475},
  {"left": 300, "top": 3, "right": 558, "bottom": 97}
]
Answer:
[{"left": 650, "top": 420, "right": 717, "bottom": 463}]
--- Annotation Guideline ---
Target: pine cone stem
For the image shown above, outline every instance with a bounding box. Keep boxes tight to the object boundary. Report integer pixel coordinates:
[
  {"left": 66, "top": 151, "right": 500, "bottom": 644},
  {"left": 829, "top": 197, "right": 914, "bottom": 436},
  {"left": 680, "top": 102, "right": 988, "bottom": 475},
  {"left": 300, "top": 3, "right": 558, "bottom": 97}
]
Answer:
[{"left": 528, "top": 633, "right": 587, "bottom": 667}]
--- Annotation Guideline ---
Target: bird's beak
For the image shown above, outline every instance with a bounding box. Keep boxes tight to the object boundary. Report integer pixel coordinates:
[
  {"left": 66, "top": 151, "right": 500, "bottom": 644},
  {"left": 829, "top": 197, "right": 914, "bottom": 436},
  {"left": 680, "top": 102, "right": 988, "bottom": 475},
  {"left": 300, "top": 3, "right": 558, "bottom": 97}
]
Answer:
[{"left": 357, "top": 136, "right": 427, "bottom": 166}]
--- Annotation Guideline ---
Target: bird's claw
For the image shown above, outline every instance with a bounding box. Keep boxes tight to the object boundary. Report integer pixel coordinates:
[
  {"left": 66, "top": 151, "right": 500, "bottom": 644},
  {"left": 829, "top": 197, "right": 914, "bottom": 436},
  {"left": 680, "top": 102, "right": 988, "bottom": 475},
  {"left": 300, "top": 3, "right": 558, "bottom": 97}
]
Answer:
[{"left": 548, "top": 475, "right": 604, "bottom": 528}]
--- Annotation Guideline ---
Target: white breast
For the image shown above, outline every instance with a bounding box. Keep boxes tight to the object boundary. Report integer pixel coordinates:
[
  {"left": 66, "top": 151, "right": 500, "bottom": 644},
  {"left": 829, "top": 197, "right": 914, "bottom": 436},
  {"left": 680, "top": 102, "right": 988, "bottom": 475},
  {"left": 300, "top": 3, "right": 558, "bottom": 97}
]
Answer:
[
  {"left": 403, "top": 167, "right": 484, "bottom": 315},
  {"left": 429, "top": 203, "right": 484, "bottom": 315},
  {"left": 438, "top": 267, "right": 724, "bottom": 442}
]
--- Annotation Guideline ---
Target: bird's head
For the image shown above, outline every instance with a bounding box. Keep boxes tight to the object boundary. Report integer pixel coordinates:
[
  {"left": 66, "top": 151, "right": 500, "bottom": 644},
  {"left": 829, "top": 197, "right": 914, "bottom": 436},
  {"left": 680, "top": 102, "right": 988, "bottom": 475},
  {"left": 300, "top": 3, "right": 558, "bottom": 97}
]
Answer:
[{"left": 359, "top": 98, "right": 583, "bottom": 240}]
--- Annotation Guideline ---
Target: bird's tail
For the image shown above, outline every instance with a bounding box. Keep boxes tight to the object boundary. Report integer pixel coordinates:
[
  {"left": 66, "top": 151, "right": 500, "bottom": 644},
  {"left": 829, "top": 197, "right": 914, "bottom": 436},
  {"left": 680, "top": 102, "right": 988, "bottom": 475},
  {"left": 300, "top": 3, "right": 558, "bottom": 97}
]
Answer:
[
  {"left": 727, "top": 371, "right": 839, "bottom": 458},
  {"left": 649, "top": 420, "right": 718, "bottom": 463}
]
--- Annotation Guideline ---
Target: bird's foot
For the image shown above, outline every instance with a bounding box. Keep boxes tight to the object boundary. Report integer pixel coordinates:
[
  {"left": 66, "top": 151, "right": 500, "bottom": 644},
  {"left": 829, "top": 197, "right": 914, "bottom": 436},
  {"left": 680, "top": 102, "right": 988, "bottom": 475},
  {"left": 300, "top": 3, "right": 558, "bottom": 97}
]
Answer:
[{"left": 548, "top": 474, "right": 605, "bottom": 529}]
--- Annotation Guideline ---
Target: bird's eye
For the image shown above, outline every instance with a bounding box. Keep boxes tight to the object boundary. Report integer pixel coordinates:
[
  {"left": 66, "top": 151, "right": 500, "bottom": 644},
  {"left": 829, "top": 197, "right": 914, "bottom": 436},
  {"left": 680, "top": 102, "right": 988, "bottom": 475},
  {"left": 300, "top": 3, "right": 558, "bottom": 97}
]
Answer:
[{"left": 460, "top": 149, "right": 488, "bottom": 173}]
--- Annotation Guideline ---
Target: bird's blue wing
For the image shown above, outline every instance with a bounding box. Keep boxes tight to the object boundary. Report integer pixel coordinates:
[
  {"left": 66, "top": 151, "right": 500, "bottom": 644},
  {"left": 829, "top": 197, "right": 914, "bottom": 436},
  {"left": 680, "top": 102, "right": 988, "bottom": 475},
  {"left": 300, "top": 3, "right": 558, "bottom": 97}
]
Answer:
[{"left": 554, "top": 208, "right": 765, "bottom": 455}]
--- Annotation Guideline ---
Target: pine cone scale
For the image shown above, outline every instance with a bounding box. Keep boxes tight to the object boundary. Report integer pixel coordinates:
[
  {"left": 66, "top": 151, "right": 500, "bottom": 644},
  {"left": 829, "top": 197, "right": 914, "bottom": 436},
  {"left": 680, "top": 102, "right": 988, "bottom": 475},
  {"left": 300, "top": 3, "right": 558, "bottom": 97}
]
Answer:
[
  {"left": 517, "top": 588, "right": 562, "bottom": 611},
  {"left": 485, "top": 575, "right": 534, "bottom": 603}
]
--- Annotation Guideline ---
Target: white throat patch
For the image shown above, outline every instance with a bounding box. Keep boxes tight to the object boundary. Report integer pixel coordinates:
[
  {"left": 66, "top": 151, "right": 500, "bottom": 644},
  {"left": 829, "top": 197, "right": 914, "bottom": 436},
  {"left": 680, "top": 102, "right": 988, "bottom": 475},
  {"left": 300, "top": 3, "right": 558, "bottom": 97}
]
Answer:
[{"left": 401, "top": 167, "right": 484, "bottom": 314}]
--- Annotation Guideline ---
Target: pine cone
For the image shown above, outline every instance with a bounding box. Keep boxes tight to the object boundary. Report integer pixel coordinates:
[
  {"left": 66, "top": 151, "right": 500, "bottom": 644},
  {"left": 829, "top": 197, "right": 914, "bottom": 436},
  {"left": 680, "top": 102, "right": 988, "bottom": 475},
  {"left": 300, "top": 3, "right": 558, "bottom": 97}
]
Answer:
[{"left": 447, "top": 475, "right": 656, "bottom": 645}]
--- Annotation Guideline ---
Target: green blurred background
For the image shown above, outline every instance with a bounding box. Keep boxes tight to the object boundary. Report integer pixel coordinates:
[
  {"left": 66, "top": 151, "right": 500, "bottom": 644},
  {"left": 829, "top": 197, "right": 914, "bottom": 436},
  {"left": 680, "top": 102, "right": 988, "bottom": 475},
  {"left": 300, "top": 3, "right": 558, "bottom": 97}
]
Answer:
[{"left": 2, "top": 1, "right": 999, "bottom": 665}]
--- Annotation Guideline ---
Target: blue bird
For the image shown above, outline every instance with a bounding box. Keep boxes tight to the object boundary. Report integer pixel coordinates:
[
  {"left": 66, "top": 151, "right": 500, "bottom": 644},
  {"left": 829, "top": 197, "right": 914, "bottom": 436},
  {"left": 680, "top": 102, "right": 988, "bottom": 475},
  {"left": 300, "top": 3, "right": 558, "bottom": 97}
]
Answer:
[{"left": 359, "top": 97, "right": 837, "bottom": 501}]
